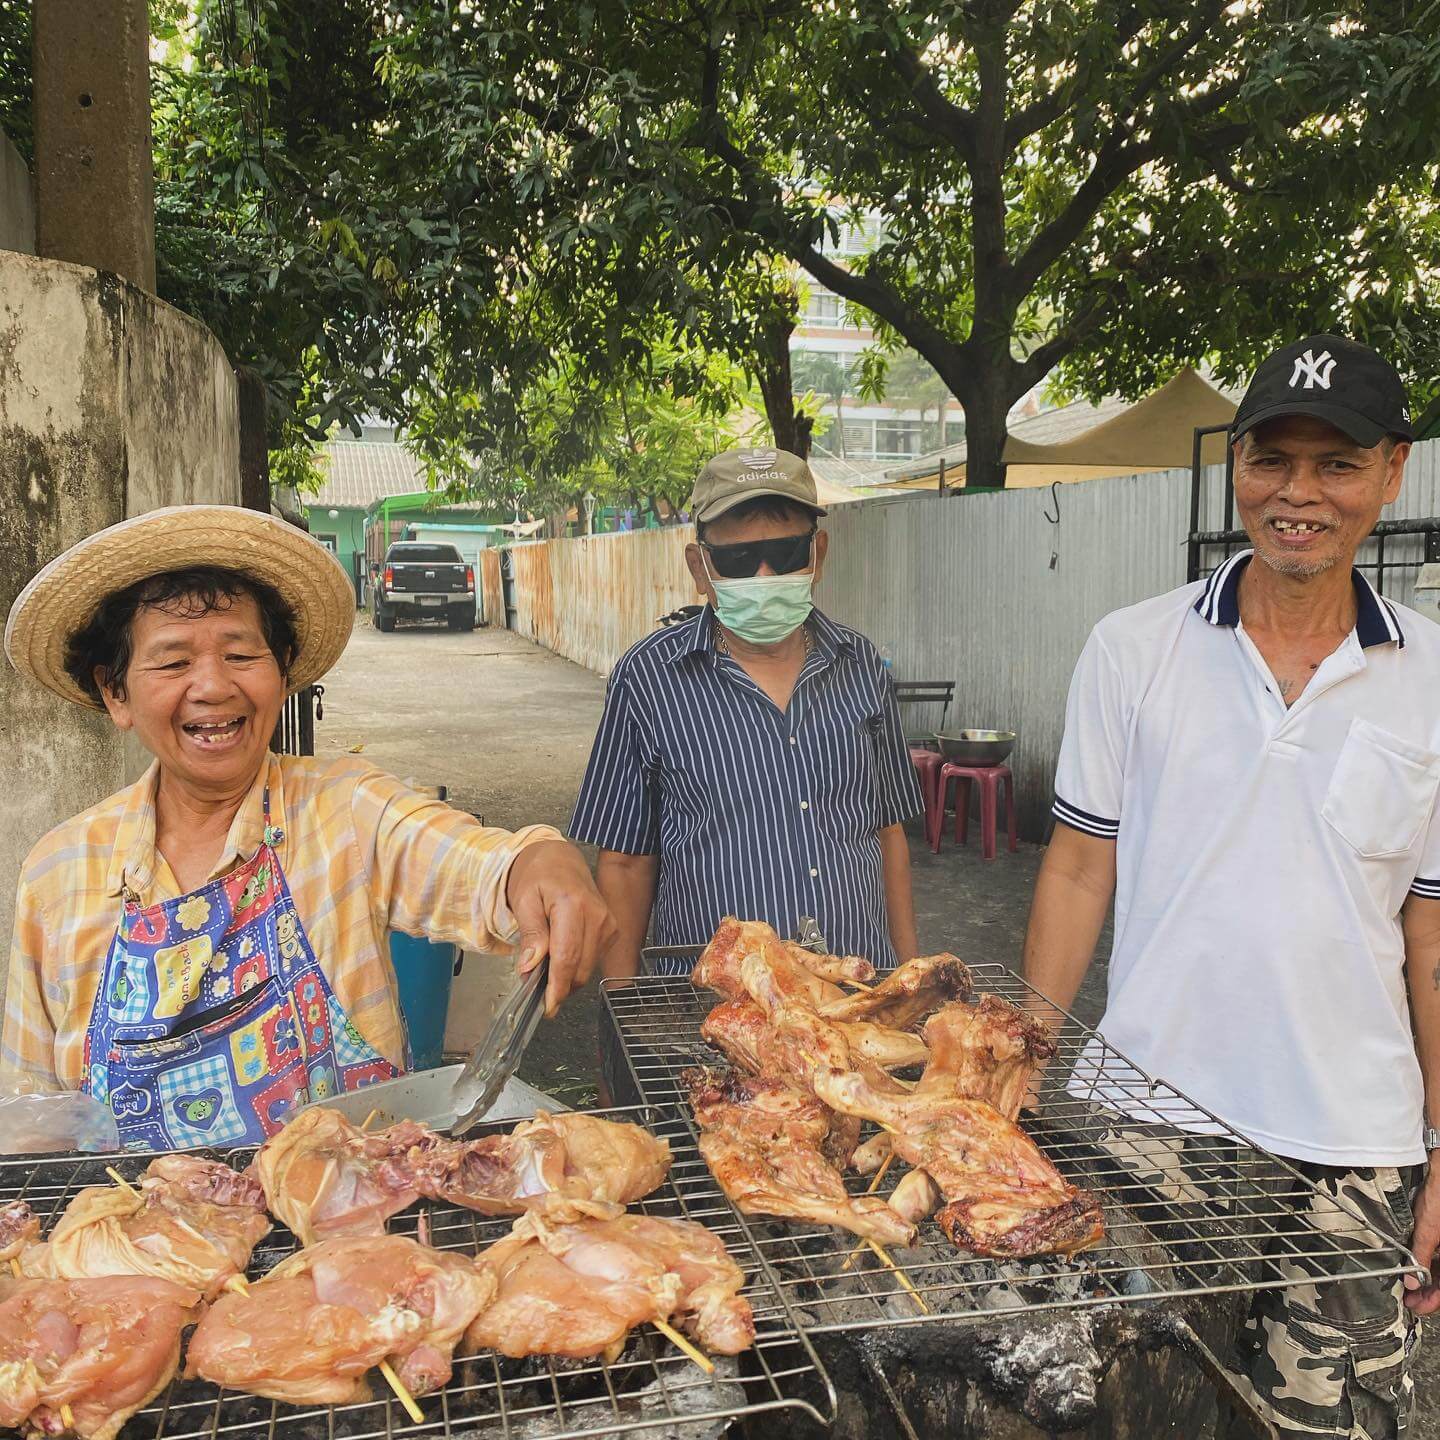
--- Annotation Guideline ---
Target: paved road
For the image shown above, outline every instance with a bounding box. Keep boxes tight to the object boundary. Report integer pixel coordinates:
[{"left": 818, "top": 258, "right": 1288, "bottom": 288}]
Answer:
[{"left": 317, "top": 612, "right": 1434, "bottom": 1431}]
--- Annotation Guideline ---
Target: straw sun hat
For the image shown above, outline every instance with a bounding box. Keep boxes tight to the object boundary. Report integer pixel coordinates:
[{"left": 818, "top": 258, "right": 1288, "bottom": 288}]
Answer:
[{"left": 5, "top": 505, "right": 356, "bottom": 709}]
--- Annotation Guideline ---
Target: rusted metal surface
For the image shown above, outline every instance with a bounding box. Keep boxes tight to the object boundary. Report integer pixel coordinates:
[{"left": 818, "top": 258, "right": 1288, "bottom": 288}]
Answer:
[
  {"left": 479, "top": 548, "right": 504, "bottom": 628},
  {"left": 509, "top": 527, "right": 698, "bottom": 672}
]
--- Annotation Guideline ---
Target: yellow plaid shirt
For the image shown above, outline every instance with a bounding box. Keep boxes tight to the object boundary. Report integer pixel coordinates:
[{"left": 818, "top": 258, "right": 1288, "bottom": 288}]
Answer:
[{"left": 2, "top": 753, "right": 562, "bottom": 1091}]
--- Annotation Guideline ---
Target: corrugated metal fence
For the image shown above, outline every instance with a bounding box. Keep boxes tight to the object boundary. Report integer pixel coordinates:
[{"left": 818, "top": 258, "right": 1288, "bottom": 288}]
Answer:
[
  {"left": 502, "top": 442, "right": 1440, "bottom": 835},
  {"left": 509, "top": 527, "right": 697, "bottom": 673}
]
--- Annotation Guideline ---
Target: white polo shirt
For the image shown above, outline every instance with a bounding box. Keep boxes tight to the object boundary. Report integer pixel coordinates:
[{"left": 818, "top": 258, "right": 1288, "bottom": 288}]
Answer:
[{"left": 1054, "top": 550, "right": 1440, "bottom": 1166}]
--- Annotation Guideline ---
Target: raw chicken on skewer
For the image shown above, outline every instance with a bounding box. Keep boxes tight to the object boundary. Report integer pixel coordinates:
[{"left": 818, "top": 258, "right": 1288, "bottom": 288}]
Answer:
[
  {"left": 1, "top": 1200, "right": 39, "bottom": 1267},
  {"left": 813, "top": 1069, "right": 1105, "bottom": 1258},
  {"left": 408, "top": 1110, "right": 672, "bottom": 1215},
  {"left": 250, "top": 1107, "right": 423, "bottom": 1244},
  {"left": 685, "top": 1069, "right": 914, "bottom": 1248},
  {"left": 817, "top": 952, "right": 974, "bottom": 1029},
  {"left": 254, "top": 1106, "right": 672, "bottom": 1244},
  {"left": 186, "top": 1234, "right": 494, "bottom": 1405},
  {"left": 0, "top": 1274, "right": 201, "bottom": 1440},
  {"left": 20, "top": 1156, "right": 270, "bottom": 1299},
  {"left": 465, "top": 1198, "right": 755, "bottom": 1361}
]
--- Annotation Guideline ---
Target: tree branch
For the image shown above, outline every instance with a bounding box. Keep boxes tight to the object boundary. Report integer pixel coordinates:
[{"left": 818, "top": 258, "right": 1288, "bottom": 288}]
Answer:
[
  {"left": 1009, "top": 74, "right": 1247, "bottom": 298},
  {"left": 1011, "top": 2, "right": 1230, "bottom": 152},
  {"left": 865, "top": 9, "right": 977, "bottom": 167},
  {"left": 1004, "top": 1, "right": 1151, "bottom": 149}
]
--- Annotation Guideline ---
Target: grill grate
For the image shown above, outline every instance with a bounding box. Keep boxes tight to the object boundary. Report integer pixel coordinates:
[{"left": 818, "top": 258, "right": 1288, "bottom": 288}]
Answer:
[
  {"left": 603, "top": 969, "right": 1424, "bottom": 1335},
  {"left": 0, "top": 1105, "right": 834, "bottom": 1440}
]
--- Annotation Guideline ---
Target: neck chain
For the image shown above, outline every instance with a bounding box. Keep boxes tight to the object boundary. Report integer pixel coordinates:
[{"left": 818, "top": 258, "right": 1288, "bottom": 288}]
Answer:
[{"left": 714, "top": 620, "right": 812, "bottom": 659}]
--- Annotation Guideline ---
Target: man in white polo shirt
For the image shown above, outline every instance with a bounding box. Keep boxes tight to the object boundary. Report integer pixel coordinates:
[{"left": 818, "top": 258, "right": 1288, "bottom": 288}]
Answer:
[{"left": 1024, "top": 334, "right": 1439, "bottom": 1437}]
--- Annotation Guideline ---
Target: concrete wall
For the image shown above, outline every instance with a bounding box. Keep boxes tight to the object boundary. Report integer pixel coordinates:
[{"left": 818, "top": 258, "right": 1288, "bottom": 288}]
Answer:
[
  {"left": 0, "top": 251, "right": 241, "bottom": 1007},
  {"left": 0, "top": 135, "right": 35, "bottom": 256},
  {"left": 505, "top": 442, "right": 1440, "bottom": 838}
]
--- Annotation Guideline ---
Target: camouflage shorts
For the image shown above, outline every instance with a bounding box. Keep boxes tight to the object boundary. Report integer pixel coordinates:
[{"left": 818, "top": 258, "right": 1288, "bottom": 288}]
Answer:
[{"left": 1097, "top": 1117, "right": 1423, "bottom": 1439}]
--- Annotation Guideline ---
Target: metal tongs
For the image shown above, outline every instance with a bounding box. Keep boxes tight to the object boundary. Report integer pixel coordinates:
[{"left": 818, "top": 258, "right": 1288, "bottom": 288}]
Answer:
[
  {"left": 292, "top": 955, "right": 549, "bottom": 1135},
  {"left": 447, "top": 956, "right": 550, "bottom": 1135}
]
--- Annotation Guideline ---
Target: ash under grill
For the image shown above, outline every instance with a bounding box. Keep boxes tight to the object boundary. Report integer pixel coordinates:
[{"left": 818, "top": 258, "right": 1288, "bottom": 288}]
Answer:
[
  {"left": 0, "top": 1105, "right": 835, "bottom": 1440},
  {"left": 603, "top": 968, "right": 1422, "bottom": 1335}
]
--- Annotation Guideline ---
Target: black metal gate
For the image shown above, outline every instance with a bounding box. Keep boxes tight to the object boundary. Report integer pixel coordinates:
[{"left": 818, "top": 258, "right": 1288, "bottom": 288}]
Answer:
[
  {"left": 269, "top": 684, "right": 323, "bottom": 757},
  {"left": 1186, "top": 423, "right": 1440, "bottom": 593}
]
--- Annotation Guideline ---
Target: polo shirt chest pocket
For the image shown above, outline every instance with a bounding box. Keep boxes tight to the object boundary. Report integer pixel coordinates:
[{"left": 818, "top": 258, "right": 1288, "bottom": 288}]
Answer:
[{"left": 1321, "top": 719, "right": 1440, "bottom": 859}]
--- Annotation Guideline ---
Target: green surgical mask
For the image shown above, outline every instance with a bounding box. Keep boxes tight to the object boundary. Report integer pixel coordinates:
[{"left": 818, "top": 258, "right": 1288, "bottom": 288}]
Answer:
[{"left": 705, "top": 557, "right": 815, "bottom": 646}]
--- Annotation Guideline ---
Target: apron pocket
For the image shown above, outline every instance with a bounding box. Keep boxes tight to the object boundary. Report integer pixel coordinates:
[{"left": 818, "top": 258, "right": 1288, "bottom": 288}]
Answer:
[{"left": 105, "top": 977, "right": 295, "bottom": 1146}]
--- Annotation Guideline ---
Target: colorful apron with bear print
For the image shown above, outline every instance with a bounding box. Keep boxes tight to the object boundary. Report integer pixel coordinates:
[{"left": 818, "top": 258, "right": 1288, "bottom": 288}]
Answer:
[{"left": 81, "top": 789, "right": 403, "bottom": 1150}]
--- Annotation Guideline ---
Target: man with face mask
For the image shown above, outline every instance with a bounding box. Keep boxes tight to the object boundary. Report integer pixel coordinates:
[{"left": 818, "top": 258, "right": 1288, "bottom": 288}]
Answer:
[{"left": 571, "top": 446, "right": 923, "bottom": 992}]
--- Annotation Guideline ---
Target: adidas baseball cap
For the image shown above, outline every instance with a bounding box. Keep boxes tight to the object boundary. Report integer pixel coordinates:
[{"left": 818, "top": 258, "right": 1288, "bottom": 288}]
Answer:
[
  {"left": 687, "top": 447, "right": 826, "bottom": 524},
  {"left": 1232, "top": 333, "right": 1414, "bottom": 449}
]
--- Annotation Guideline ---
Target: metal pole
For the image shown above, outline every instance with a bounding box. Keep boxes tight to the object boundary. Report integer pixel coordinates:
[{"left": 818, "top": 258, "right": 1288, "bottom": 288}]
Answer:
[{"left": 1187, "top": 426, "right": 1205, "bottom": 584}]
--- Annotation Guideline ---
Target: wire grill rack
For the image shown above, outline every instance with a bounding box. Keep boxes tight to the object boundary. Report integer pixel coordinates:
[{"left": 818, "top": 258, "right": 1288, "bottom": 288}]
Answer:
[
  {"left": 603, "top": 968, "right": 1424, "bottom": 1335},
  {"left": 0, "top": 1104, "right": 835, "bottom": 1440}
]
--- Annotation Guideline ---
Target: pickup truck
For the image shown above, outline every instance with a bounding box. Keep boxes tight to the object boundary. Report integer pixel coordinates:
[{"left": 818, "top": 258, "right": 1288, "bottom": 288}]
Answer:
[{"left": 372, "top": 542, "right": 476, "bottom": 632}]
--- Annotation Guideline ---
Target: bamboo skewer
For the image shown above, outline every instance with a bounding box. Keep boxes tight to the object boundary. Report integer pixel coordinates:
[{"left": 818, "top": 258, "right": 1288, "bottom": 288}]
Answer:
[
  {"left": 223, "top": 1275, "right": 250, "bottom": 1296},
  {"left": 378, "top": 1360, "right": 424, "bottom": 1423},
  {"left": 105, "top": 1167, "right": 139, "bottom": 1199},
  {"left": 59, "top": 1404, "right": 75, "bottom": 1430},
  {"left": 652, "top": 1318, "right": 715, "bottom": 1374},
  {"left": 361, "top": 1109, "right": 381, "bottom": 1132},
  {"left": 841, "top": 1151, "right": 898, "bottom": 1273},
  {"left": 865, "top": 1240, "right": 930, "bottom": 1314},
  {"left": 9, "top": 1258, "right": 20, "bottom": 1278}
]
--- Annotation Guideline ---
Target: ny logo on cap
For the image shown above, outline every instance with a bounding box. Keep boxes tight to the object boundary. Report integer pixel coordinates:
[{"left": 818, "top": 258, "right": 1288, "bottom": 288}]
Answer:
[
  {"left": 1289, "top": 348, "right": 1337, "bottom": 391},
  {"left": 741, "top": 448, "right": 779, "bottom": 469}
]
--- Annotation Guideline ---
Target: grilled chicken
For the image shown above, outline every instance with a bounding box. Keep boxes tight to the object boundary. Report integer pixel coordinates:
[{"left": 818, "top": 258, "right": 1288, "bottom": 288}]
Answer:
[
  {"left": 889, "top": 1169, "right": 944, "bottom": 1226},
  {"left": 20, "top": 1156, "right": 270, "bottom": 1300},
  {"left": 918, "top": 995, "right": 1057, "bottom": 1119},
  {"left": 187, "top": 1234, "right": 493, "bottom": 1404},
  {"left": 0, "top": 1201, "right": 39, "bottom": 1264},
  {"left": 818, "top": 952, "right": 974, "bottom": 1029},
  {"left": 0, "top": 1274, "right": 201, "bottom": 1440},
  {"left": 685, "top": 1068, "right": 912, "bottom": 1246},
  {"left": 466, "top": 1199, "right": 753, "bottom": 1360},
  {"left": 687, "top": 1066, "right": 857, "bottom": 1171},
  {"left": 813, "top": 1070, "right": 1104, "bottom": 1258},
  {"left": 693, "top": 917, "right": 854, "bottom": 1007},
  {"left": 842, "top": 1021, "right": 929, "bottom": 1070},
  {"left": 254, "top": 1107, "right": 671, "bottom": 1244}
]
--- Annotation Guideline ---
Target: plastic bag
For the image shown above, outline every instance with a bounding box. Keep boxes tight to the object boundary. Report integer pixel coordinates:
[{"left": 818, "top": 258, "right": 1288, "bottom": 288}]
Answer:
[{"left": 0, "top": 1090, "right": 119, "bottom": 1155}]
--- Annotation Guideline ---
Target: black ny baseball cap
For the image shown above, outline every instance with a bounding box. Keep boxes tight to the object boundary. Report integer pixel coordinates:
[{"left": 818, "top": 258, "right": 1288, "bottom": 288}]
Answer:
[{"left": 1231, "top": 333, "right": 1414, "bottom": 449}]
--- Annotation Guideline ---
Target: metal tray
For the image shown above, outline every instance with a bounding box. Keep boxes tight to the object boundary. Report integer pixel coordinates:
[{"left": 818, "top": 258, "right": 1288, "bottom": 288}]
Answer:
[
  {"left": 602, "top": 967, "right": 1424, "bottom": 1335},
  {"left": 0, "top": 1104, "right": 836, "bottom": 1440}
]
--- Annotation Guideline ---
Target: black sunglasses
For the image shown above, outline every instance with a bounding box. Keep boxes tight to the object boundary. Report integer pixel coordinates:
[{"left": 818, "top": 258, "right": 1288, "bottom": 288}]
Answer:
[{"left": 702, "top": 530, "right": 816, "bottom": 580}]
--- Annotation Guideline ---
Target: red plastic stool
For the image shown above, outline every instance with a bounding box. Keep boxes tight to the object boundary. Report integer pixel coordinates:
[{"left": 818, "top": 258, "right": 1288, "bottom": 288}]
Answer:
[
  {"left": 931, "top": 762, "right": 1017, "bottom": 860},
  {"left": 909, "top": 747, "right": 944, "bottom": 825}
]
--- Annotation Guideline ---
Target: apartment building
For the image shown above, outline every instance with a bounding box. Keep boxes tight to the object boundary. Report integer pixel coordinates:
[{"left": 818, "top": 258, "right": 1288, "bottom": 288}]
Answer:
[{"left": 790, "top": 221, "right": 965, "bottom": 464}]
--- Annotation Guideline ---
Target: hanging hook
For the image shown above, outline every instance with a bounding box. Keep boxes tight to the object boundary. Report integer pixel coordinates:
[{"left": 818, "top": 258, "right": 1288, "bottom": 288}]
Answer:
[{"left": 1042, "top": 480, "right": 1061, "bottom": 525}]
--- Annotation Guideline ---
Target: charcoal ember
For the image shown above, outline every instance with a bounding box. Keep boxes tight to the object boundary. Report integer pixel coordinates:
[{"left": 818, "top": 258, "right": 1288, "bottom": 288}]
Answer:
[{"left": 455, "top": 1361, "right": 746, "bottom": 1440}]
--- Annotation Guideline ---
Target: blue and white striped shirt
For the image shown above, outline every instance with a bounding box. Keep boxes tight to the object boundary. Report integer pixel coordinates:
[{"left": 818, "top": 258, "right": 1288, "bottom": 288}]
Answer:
[{"left": 570, "top": 606, "right": 923, "bottom": 970}]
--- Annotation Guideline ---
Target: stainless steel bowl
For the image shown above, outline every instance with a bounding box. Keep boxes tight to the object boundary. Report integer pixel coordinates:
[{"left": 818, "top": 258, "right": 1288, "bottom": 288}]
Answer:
[{"left": 933, "top": 729, "right": 1017, "bottom": 766}]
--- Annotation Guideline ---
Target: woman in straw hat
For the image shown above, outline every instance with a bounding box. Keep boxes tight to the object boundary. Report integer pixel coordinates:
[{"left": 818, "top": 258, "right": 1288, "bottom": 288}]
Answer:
[{"left": 1, "top": 506, "right": 614, "bottom": 1150}]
